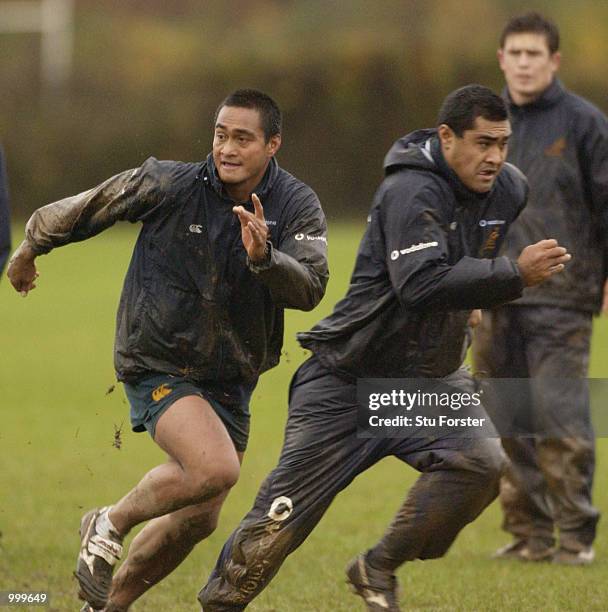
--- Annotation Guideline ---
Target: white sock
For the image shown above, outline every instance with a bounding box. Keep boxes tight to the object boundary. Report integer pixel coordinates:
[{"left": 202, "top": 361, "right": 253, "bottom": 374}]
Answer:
[{"left": 95, "top": 506, "right": 122, "bottom": 540}]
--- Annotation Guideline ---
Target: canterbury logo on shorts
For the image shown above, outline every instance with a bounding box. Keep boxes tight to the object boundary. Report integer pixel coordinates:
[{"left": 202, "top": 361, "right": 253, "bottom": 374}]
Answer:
[{"left": 152, "top": 383, "right": 172, "bottom": 402}]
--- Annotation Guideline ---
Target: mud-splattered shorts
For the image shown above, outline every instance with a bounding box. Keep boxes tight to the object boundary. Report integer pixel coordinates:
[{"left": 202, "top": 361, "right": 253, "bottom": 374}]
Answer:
[{"left": 124, "top": 373, "right": 251, "bottom": 452}]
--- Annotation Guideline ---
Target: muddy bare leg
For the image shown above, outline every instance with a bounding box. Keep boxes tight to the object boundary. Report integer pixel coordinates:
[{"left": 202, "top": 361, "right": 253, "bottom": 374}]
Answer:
[
  {"left": 108, "top": 396, "right": 240, "bottom": 537},
  {"left": 107, "top": 491, "right": 230, "bottom": 609}
]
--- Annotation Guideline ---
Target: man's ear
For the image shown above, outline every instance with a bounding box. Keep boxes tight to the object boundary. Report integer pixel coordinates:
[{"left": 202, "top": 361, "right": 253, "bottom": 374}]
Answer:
[
  {"left": 437, "top": 124, "right": 454, "bottom": 151},
  {"left": 267, "top": 134, "right": 282, "bottom": 157},
  {"left": 497, "top": 48, "right": 505, "bottom": 70},
  {"left": 551, "top": 51, "right": 561, "bottom": 73}
]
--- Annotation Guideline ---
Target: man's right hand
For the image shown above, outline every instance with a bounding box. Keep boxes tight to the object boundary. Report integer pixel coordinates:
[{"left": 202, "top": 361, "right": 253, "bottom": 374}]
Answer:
[
  {"left": 517, "top": 239, "right": 571, "bottom": 287},
  {"left": 7, "top": 241, "right": 39, "bottom": 296}
]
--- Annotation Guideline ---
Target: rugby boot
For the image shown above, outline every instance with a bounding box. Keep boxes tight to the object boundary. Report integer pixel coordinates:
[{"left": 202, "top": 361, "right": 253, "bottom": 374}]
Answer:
[
  {"left": 553, "top": 545, "right": 595, "bottom": 566},
  {"left": 346, "top": 553, "right": 401, "bottom": 611},
  {"left": 492, "top": 537, "right": 553, "bottom": 562},
  {"left": 75, "top": 508, "right": 123, "bottom": 609},
  {"left": 80, "top": 602, "right": 128, "bottom": 612}
]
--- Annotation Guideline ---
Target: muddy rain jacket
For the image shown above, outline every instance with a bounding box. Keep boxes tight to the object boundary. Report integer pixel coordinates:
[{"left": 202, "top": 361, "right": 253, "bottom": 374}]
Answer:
[
  {"left": 298, "top": 130, "right": 527, "bottom": 379},
  {"left": 25, "top": 155, "right": 328, "bottom": 401},
  {"left": 500, "top": 79, "right": 608, "bottom": 313}
]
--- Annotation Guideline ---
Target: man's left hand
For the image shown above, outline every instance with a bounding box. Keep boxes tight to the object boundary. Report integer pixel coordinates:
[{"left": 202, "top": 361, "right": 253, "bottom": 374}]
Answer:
[{"left": 233, "top": 193, "right": 269, "bottom": 263}]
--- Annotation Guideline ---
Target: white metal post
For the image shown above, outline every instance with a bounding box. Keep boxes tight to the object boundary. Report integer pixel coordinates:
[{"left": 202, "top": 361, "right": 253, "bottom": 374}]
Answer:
[{"left": 0, "top": 0, "right": 74, "bottom": 90}]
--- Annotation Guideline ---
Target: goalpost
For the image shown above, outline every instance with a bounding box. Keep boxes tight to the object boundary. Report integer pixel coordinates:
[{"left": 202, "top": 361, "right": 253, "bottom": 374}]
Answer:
[{"left": 0, "top": 0, "right": 74, "bottom": 91}]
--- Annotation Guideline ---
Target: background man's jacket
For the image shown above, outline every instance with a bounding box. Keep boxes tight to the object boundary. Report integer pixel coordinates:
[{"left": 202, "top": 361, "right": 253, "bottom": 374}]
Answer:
[{"left": 502, "top": 79, "right": 608, "bottom": 313}]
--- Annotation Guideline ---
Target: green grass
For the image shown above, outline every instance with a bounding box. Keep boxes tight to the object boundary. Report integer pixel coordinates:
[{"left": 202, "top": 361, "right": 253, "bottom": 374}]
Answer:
[{"left": 1, "top": 221, "right": 607, "bottom": 611}]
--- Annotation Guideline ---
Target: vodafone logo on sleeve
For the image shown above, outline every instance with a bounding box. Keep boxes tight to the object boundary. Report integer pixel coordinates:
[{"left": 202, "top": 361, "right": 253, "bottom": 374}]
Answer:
[
  {"left": 390, "top": 241, "right": 438, "bottom": 261},
  {"left": 295, "top": 233, "right": 327, "bottom": 243}
]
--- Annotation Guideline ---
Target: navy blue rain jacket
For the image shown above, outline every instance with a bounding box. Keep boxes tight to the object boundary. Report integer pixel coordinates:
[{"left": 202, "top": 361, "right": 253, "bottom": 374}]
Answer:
[
  {"left": 501, "top": 79, "right": 608, "bottom": 312},
  {"left": 25, "top": 155, "right": 328, "bottom": 401},
  {"left": 298, "top": 130, "right": 527, "bottom": 379}
]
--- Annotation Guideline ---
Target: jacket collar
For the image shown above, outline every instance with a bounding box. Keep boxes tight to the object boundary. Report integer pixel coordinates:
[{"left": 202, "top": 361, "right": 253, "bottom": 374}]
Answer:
[
  {"left": 204, "top": 154, "right": 279, "bottom": 202},
  {"left": 503, "top": 78, "right": 566, "bottom": 111}
]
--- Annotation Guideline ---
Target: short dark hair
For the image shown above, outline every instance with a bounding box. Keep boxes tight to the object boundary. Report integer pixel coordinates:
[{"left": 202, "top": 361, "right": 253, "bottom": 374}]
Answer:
[
  {"left": 500, "top": 12, "right": 560, "bottom": 54},
  {"left": 214, "top": 89, "right": 282, "bottom": 142},
  {"left": 437, "top": 84, "right": 508, "bottom": 137}
]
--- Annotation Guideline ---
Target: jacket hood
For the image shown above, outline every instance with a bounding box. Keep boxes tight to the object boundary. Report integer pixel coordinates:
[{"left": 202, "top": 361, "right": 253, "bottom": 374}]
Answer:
[
  {"left": 205, "top": 154, "right": 280, "bottom": 201},
  {"left": 383, "top": 128, "right": 438, "bottom": 174},
  {"left": 384, "top": 128, "right": 489, "bottom": 202}
]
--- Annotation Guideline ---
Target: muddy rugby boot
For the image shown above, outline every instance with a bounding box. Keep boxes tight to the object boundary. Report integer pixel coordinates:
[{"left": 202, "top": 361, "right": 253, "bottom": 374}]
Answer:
[
  {"left": 553, "top": 545, "right": 595, "bottom": 566},
  {"left": 80, "top": 603, "right": 128, "bottom": 612},
  {"left": 492, "top": 537, "right": 553, "bottom": 562},
  {"left": 75, "top": 507, "right": 123, "bottom": 609},
  {"left": 346, "top": 553, "right": 401, "bottom": 611}
]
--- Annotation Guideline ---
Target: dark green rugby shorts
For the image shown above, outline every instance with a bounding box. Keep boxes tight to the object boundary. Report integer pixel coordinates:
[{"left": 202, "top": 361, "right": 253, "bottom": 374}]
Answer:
[{"left": 124, "top": 373, "right": 250, "bottom": 452}]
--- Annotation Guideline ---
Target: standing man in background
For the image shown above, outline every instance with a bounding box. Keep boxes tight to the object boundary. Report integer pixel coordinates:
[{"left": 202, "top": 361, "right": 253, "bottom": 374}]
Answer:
[
  {"left": 0, "top": 145, "right": 10, "bottom": 278},
  {"left": 7, "top": 89, "right": 328, "bottom": 611},
  {"left": 474, "top": 12, "right": 607, "bottom": 565}
]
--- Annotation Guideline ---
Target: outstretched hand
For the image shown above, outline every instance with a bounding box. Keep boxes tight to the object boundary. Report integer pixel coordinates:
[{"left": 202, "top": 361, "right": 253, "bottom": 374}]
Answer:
[
  {"left": 233, "top": 194, "right": 269, "bottom": 263},
  {"left": 7, "top": 241, "right": 39, "bottom": 296},
  {"left": 517, "top": 239, "right": 571, "bottom": 287}
]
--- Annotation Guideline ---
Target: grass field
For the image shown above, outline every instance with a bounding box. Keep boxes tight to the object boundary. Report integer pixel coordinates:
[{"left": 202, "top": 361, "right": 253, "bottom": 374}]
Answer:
[{"left": 1, "top": 221, "right": 607, "bottom": 611}]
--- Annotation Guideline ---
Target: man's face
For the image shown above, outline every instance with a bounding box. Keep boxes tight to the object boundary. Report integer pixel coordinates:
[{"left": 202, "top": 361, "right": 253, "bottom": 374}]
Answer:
[
  {"left": 498, "top": 33, "right": 560, "bottom": 105},
  {"left": 439, "top": 116, "right": 511, "bottom": 193},
  {"left": 212, "top": 105, "right": 281, "bottom": 199}
]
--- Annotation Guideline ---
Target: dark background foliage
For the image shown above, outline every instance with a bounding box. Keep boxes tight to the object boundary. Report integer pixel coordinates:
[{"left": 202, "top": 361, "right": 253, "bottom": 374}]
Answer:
[{"left": 1, "top": 0, "right": 607, "bottom": 221}]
